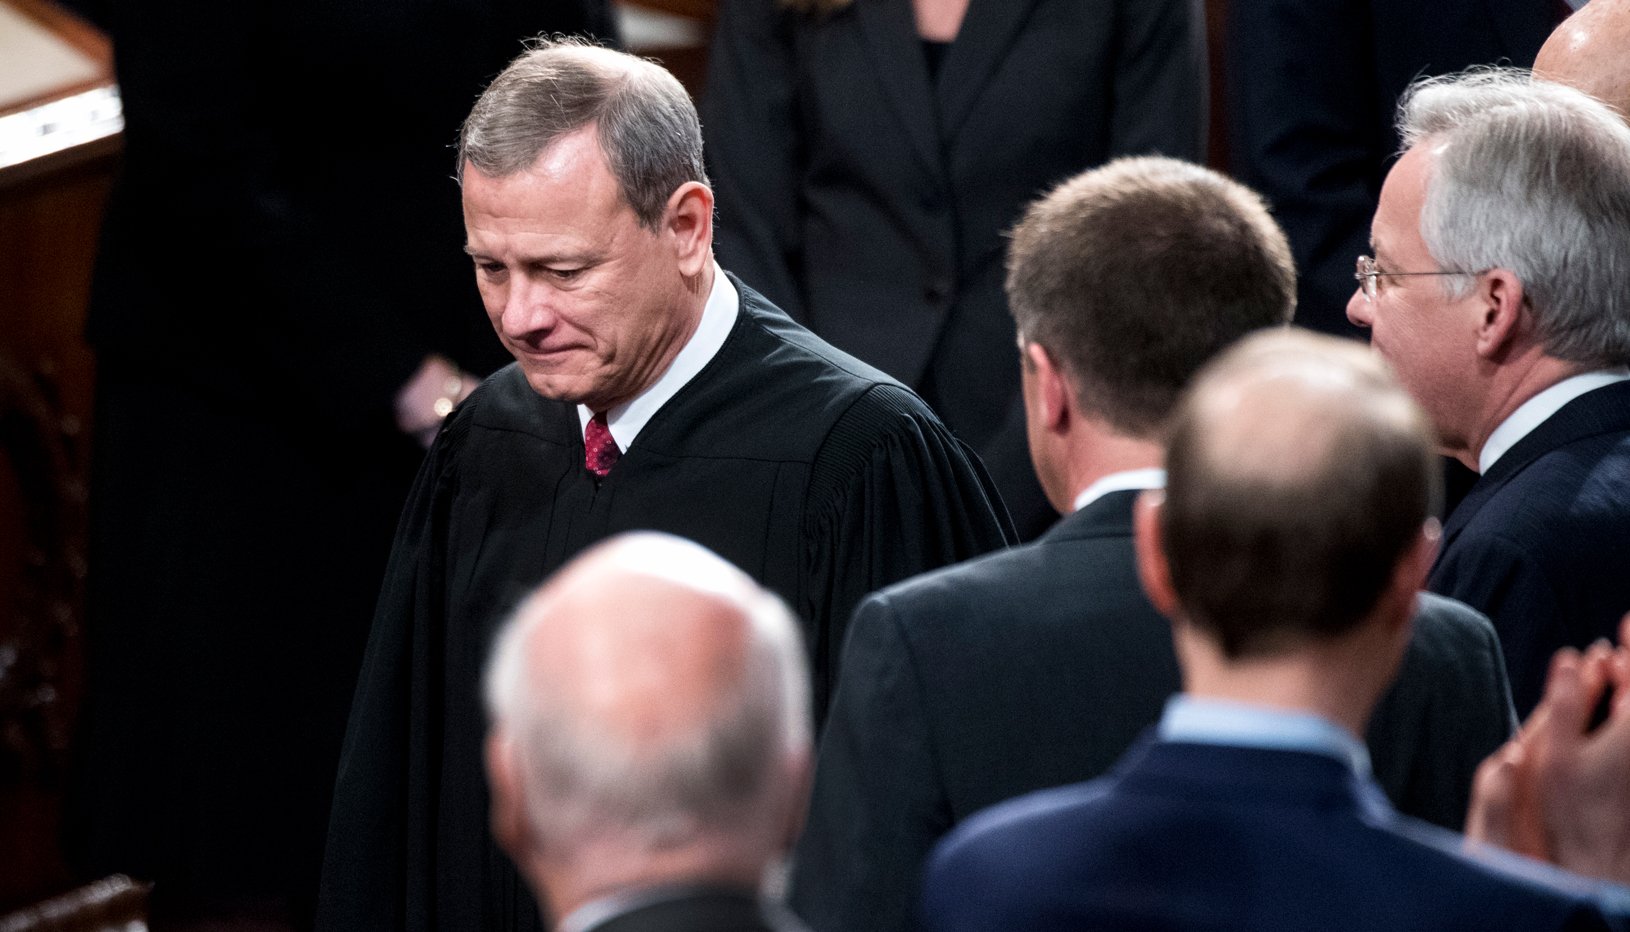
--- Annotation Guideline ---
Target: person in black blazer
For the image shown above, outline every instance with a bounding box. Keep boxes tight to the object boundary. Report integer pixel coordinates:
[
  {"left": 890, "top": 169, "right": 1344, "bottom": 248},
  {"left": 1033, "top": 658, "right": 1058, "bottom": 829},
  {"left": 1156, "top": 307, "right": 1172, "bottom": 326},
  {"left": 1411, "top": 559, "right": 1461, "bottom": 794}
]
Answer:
[
  {"left": 1228, "top": 0, "right": 1558, "bottom": 338},
  {"left": 790, "top": 157, "right": 1518, "bottom": 932},
  {"left": 701, "top": 0, "right": 1205, "bottom": 537},
  {"left": 921, "top": 329, "right": 1622, "bottom": 932},
  {"left": 1347, "top": 69, "right": 1630, "bottom": 717},
  {"left": 481, "top": 534, "right": 814, "bottom": 932}
]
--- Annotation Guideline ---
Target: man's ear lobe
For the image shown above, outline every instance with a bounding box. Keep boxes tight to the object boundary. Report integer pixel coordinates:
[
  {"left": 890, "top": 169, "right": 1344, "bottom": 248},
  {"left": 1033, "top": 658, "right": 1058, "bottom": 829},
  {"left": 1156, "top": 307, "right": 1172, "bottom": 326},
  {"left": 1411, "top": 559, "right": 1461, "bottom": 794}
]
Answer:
[
  {"left": 1474, "top": 270, "right": 1527, "bottom": 361},
  {"left": 485, "top": 731, "right": 528, "bottom": 860},
  {"left": 1133, "top": 489, "right": 1181, "bottom": 617},
  {"left": 666, "top": 182, "right": 715, "bottom": 277},
  {"left": 1026, "top": 343, "right": 1072, "bottom": 432}
]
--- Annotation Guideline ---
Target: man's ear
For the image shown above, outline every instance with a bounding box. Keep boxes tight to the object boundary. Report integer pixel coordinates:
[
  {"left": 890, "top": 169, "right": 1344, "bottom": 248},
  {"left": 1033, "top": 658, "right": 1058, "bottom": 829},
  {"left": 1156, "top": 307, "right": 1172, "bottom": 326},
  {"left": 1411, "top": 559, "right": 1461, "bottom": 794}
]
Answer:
[
  {"left": 665, "top": 181, "right": 715, "bottom": 278},
  {"left": 1473, "top": 270, "right": 1527, "bottom": 362},
  {"left": 1025, "top": 342, "right": 1073, "bottom": 435},
  {"left": 779, "top": 746, "right": 815, "bottom": 853},
  {"left": 485, "top": 730, "right": 530, "bottom": 862},
  {"left": 1133, "top": 489, "right": 1181, "bottom": 618}
]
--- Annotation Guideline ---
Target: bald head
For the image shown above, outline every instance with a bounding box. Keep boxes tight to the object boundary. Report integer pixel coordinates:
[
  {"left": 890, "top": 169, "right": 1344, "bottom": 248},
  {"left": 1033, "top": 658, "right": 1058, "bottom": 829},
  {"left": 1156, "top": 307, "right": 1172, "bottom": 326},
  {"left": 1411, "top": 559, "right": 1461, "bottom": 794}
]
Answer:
[
  {"left": 1536, "top": 0, "right": 1630, "bottom": 118},
  {"left": 483, "top": 534, "right": 810, "bottom": 910},
  {"left": 1158, "top": 330, "right": 1440, "bottom": 658}
]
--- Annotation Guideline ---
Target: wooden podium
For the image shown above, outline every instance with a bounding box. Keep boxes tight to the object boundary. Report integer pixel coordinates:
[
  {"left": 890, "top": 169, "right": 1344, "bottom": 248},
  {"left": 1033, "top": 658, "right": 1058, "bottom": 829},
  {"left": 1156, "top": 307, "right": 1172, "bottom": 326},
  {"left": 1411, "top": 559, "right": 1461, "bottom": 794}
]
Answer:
[{"left": 0, "top": 0, "right": 120, "bottom": 912}]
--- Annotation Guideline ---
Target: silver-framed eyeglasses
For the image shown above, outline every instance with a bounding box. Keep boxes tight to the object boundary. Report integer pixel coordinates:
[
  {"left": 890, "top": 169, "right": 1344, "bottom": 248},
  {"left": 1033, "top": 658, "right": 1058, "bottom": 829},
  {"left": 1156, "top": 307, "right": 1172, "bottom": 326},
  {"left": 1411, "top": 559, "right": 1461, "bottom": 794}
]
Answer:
[{"left": 1354, "top": 255, "right": 1479, "bottom": 302}]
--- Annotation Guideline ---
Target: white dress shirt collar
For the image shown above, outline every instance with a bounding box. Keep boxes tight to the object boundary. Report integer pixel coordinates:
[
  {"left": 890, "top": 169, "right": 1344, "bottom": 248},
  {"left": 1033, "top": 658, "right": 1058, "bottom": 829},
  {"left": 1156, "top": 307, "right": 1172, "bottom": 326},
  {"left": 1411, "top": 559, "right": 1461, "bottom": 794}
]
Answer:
[
  {"left": 576, "top": 263, "right": 738, "bottom": 453},
  {"left": 1478, "top": 368, "right": 1630, "bottom": 474},
  {"left": 1071, "top": 468, "right": 1167, "bottom": 513}
]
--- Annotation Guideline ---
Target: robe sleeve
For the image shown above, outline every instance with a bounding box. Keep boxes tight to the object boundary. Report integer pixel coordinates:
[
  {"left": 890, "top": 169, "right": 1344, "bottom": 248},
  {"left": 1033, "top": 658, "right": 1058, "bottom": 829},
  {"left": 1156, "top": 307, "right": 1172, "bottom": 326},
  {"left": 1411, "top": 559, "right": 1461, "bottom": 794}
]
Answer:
[
  {"left": 316, "top": 409, "right": 465, "bottom": 932},
  {"left": 801, "top": 384, "right": 1015, "bottom": 723}
]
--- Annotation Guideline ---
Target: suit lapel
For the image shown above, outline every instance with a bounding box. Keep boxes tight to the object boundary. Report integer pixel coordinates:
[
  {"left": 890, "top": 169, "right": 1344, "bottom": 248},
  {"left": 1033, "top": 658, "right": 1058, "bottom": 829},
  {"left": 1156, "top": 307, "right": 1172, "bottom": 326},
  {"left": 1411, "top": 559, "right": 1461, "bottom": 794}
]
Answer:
[
  {"left": 934, "top": 0, "right": 1044, "bottom": 142},
  {"left": 1439, "top": 381, "right": 1630, "bottom": 552},
  {"left": 853, "top": 0, "right": 945, "bottom": 179}
]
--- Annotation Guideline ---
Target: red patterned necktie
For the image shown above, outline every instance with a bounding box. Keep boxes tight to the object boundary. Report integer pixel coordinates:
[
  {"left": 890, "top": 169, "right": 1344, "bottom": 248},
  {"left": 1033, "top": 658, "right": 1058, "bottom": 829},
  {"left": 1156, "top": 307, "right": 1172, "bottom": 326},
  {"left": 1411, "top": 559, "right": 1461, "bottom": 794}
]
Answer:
[{"left": 584, "top": 411, "right": 621, "bottom": 477}]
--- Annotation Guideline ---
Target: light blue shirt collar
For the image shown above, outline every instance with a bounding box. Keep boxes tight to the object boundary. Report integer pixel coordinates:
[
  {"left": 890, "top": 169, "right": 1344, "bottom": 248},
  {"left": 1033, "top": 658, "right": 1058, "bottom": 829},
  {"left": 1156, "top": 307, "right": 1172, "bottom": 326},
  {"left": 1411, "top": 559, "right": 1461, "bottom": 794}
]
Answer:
[{"left": 1158, "top": 694, "right": 1371, "bottom": 778}]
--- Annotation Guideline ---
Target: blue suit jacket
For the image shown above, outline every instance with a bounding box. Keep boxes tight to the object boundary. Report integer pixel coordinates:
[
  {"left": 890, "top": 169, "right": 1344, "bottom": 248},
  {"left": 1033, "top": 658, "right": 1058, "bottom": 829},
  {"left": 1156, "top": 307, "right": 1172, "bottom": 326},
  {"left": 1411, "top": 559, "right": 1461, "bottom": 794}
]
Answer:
[
  {"left": 922, "top": 739, "right": 1615, "bottom": 932},
  {"left": 1430, "top": 380, "right": 1630, "bottom": 715}
]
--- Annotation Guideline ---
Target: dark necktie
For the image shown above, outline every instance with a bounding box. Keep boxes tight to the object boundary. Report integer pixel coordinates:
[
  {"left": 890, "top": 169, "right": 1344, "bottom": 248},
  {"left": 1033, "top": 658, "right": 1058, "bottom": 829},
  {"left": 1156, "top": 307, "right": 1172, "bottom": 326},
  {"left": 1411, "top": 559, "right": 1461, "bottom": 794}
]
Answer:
[{"left": 584, "top": 411, "right": 621, "bottom": 477}]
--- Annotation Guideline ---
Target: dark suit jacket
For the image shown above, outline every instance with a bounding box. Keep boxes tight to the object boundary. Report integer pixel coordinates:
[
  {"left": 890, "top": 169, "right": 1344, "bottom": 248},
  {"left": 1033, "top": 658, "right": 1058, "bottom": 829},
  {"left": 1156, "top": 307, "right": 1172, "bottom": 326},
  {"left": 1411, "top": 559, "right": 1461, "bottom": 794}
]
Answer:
[
  {"left": 1228, "top": 0, "right": 1555, "bottom": 336},
  {"left": 701, "top": 0, "right": 1204, "bottom": 534},
  {"left": 1431, "top": 380, "right": 1630, "bottom": 717},
  {"left": 585, "top": 891, "right": 809, "bottom": 932},
  {"left": 789, "top": 489, "right": 1517, "bottom": 932},
  {"left": 921, "top": 740, "right": 1614, "bottom": 932}
]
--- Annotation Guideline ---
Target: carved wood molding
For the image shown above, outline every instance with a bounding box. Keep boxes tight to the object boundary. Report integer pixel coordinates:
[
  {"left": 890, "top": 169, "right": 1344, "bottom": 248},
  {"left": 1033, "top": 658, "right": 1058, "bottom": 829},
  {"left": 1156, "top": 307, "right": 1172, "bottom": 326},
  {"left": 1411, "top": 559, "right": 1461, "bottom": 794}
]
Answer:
[{"left": 0, "top": 351, "right": 87, "bottom": 782}]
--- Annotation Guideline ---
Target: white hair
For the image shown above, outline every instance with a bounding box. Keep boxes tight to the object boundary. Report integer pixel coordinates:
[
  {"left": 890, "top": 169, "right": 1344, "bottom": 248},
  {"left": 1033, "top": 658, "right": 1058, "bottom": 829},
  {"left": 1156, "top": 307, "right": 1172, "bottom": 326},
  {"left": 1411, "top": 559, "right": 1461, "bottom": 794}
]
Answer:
[
  {"left": 482, "top": 534, "right": 810, "bottom": 856},
  {"left": 1398, "top": 68, "right": 1630, "bottom": 366}
]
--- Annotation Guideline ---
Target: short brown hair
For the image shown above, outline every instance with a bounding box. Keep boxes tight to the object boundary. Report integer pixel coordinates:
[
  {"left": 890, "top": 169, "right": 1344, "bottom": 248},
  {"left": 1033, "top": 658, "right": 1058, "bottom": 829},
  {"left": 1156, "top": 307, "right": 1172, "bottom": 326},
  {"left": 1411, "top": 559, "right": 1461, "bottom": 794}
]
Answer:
[
  {"left": 458, "top": 37, "right": 708, "bottom": 231},
  {"left": 1160, "top": 330, "right": 1440, "bottom": 658},
  {"left": 1006, "top": 157, "right": 1297, "bottom": 437}
]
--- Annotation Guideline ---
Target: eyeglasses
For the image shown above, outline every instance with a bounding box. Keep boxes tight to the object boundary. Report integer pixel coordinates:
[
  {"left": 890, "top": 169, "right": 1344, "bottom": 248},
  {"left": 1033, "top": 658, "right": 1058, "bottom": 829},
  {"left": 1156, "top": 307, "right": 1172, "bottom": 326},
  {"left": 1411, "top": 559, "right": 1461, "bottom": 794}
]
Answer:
[{"left": 1353, "top": 255, "right": 1480, "bottom": 302}]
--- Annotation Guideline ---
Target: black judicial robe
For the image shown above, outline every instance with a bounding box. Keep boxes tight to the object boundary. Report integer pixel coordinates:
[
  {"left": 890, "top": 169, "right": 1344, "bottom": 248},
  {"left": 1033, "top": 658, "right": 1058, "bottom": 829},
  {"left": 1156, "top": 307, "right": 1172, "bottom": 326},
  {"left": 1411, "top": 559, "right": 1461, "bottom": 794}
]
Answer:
[{"left": 316, "top": 282, "right": 1015, "bottom": 932}]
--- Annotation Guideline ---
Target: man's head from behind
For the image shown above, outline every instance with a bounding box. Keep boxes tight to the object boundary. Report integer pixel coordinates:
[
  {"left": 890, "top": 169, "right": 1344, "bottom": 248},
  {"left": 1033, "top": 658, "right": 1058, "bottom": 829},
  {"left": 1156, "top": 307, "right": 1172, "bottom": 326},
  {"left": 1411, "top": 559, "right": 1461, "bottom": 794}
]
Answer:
[
  {"left": 459, "top": 39, "right": 715, "bottom": 412},
  {"left": 1535, "top": 0, "right": 1630, "bottom": 118},
  {"left": 1005, "top": 157, "right": 1296, "bottom": 507},
  {"left": 1135, "top": 330, "right": 1439, "bottom": 705},
  {"left": 1347, "top": 69, "right": 1630, "bottom": 462},
  {"left": 483, "top": 533, "right": 812, "bottom": 923}
]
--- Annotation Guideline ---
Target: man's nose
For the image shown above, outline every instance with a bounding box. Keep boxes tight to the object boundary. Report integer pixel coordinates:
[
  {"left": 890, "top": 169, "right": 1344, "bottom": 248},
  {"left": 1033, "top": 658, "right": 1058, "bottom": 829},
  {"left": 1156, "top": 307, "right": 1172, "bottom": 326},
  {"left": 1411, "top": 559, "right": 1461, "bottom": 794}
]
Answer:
[
  {"left": 1346, "top": 285, "right": 1374, "bottom": 329},
  {"left": 501, "top": 276, "right": 558, "bottom": 338}
]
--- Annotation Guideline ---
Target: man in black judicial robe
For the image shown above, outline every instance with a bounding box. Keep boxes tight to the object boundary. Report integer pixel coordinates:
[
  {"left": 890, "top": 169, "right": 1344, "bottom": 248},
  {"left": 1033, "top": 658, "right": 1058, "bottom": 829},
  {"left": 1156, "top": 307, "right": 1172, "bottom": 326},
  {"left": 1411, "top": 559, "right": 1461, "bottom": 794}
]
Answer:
[
  {"left": 66, "top": 0, "right": 613, "bottom": 926},
  {"left": 316, "top": 41, "right": 1013, "bottom": 932}
]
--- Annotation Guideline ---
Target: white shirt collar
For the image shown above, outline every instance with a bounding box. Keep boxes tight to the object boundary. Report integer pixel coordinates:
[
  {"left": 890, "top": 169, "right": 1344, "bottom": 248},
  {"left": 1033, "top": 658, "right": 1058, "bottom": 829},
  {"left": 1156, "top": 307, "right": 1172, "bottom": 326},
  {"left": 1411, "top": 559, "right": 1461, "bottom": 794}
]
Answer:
[
  {"left": 1477, "top": 368, "right": 1630, "bottom": 473},
  {"left": 1071, "top": 468, "right": 1167, "bottom": 513},
  {"left": 558, "top": 884, "right": 748, "bottom": 932},
  {"left": 577, "top": 263, "right": 738, "bottom": 453}
]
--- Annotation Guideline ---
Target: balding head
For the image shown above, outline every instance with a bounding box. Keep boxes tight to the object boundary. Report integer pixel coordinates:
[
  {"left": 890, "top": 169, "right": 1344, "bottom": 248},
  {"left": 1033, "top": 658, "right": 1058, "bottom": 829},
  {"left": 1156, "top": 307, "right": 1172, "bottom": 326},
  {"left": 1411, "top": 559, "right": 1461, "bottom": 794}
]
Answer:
[
  {"left": 1156, "top": 330, "right": 1440, "bottom": 658},
  {"left": 1536, "top": 0, "right": 1630, "bottom": 119},
  {"left": 483, "top": 533, "right": 810, "bottom": 918}
]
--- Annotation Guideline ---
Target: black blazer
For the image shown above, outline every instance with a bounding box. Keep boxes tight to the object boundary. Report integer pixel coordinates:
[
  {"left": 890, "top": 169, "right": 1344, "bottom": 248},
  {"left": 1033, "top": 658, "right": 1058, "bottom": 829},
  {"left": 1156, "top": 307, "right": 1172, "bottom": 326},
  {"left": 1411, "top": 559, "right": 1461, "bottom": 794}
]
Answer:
[
  {"left": 701, "top": 0, "right": 1204, "bottom": 533},
  {"left": 1430, "top": 380, "right": 1630, "bottom": 717},
  {"left": 1228, "top": 0, "right": 1555, "bottom": 336},
  {"left": 790, "top": 488, "right": 1518, "bottom": 932}
]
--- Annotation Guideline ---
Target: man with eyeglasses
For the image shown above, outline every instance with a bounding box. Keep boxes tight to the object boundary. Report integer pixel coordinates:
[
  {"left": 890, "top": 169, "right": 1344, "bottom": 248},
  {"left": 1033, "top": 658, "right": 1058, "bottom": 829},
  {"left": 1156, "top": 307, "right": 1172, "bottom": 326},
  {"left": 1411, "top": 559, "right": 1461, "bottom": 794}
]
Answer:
[{"left": 1346, "top": 68, "right": 1630, "bottom": 717}]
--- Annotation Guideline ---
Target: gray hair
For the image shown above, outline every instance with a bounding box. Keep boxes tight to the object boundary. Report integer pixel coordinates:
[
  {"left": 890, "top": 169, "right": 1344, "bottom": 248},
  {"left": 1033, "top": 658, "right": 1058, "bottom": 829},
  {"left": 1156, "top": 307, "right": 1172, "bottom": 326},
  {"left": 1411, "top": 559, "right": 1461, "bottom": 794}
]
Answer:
[
  {"left": 1398, "top": 68, "right": 1630, "bottom": 366},
  {"left": 482, "top": 539, "right": 810, "bottom": 855},
  {"left": 457, "top": 37, "right": 709, "bottom": 231}
]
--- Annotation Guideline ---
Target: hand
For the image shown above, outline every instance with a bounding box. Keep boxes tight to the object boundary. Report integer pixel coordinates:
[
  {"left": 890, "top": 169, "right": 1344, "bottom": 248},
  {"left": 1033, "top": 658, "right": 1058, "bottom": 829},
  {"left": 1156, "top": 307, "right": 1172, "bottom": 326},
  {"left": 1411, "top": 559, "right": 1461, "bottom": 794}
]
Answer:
[
  {"left": 1465, "top": 723, "right": 1549, "bottom": 861},
  {"left": 395, "top": 354, "right": 478, "bottom": 448},
  {"left": 1467, "top": 613, "right": 1630, "bottom": 885}
]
